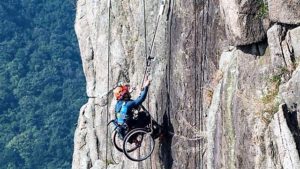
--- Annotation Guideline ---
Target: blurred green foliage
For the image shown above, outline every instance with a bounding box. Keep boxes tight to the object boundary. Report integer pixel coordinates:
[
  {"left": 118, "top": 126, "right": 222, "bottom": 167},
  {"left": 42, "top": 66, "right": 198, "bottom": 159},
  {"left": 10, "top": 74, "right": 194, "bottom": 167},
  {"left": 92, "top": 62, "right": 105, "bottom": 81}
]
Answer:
[
  {"left": 0, "top": 0, "right": 86, "bottom": 168},
  {"left": 257, "top": 0, "right": 268, "bottom": 18}
]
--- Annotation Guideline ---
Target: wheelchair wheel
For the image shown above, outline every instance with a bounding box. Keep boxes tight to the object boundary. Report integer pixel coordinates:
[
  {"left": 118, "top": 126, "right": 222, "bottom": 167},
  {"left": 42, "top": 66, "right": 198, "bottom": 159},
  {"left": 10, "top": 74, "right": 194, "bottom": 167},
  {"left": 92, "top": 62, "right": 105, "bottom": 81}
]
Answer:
[
  {"left": 123, "top": 128, "right": 155, "bottom": 161},
  {"left": 113, "top": 130, "right": 139, "bottom": 153},
  {"left": 112, "top": 130, "right": 123, "bottom": 152}
]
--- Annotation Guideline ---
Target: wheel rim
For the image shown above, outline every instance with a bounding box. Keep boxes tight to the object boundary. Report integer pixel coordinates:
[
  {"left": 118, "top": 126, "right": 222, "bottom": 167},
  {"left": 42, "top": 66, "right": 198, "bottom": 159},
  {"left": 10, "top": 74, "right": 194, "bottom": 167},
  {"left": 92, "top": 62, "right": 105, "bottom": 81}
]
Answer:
[
  {"left": 112, "top": 130, "right": 124, "bottom": 152},
  {"left": 113, "top": 130, "right": 139, "bottom": 153},
  {"left": 123, "top": 129, "right": 155, "bottom": 161}
]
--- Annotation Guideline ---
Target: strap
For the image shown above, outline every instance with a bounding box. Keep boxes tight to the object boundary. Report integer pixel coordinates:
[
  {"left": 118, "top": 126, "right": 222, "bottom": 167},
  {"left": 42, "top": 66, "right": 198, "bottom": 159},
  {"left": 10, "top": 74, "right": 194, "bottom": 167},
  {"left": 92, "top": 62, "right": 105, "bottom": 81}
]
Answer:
[{"left": 116, "top": 101, "right": 126, "bottom": 113}]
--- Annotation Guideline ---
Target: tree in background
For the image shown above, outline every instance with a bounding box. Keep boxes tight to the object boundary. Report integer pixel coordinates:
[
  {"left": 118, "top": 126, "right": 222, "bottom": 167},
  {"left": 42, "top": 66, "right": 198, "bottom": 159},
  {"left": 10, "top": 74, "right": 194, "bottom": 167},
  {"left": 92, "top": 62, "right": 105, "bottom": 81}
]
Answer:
[{"left": 0, "top": 1, "right": 86, "bottom": 168}]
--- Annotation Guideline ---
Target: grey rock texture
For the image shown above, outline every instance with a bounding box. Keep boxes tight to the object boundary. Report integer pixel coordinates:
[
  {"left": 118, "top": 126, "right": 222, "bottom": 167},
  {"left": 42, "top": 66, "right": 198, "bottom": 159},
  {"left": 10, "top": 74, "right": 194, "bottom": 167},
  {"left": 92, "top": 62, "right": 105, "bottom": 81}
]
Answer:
[
  {"left": 219, "top": 0, "right": 267, "bottom": 46},
  {"left": 267, "top": 24, "right": 287, "bottom": 73},
  {"left": 264, "top": 104, "right": 300, "bottom": 169},
  {"left": 267, "top": 25, "right": 300, "bottom": 73},
  {"left": 206, "top": 42, "right": 300, "bottom": 168},
  {"left": 73, "top": 0, "right": 223, "bottom": 168},
  {"left": 287, "top": 27, "right": 300, "bottom": 62},
  {"left": 262, "top": 105, "right": 300, "bottom": 169},
  {"left": 280, "top": 66, "right": 300, "bottom": 123},
  {"left": 268, "top": 0, "right": 300, "bottom": 25},
  {"left": 207, "top": 46, "right": 271, "bottom": 169},
  {"left": 72, "top": 0, "right": 300, "bottom": 169}
]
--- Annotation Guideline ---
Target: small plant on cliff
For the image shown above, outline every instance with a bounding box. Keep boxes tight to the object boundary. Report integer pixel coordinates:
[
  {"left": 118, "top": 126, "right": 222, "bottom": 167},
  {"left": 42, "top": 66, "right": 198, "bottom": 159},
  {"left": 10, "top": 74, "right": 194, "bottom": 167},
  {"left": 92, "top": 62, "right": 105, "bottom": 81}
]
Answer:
[
  {"left": 261, "top": 101, "right": 280, "bottom": 124},
  {"left": 106, "top": 159, "right": 116, "bottom": 166},
  {"left": 260, "top": 67, "right": 288, "bottom": 123},
  {"left": 256, "top": 0, "right": 268, "bottom": 19},
  {"left": 261, "top": 75, "right": 280, "bottom": 105},
  {"left": 292, "top": 60, "right": 299, "bottom": 70},
  {"left": 262, "top": 67, "right": 288, "bottom": 104}
]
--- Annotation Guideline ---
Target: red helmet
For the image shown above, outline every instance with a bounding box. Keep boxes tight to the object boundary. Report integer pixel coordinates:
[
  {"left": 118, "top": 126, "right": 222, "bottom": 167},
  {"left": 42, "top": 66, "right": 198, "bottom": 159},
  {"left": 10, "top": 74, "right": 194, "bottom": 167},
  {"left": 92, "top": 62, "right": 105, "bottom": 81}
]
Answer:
[{"left": 113, "top": 85, "right": 129, "bottom": 100}]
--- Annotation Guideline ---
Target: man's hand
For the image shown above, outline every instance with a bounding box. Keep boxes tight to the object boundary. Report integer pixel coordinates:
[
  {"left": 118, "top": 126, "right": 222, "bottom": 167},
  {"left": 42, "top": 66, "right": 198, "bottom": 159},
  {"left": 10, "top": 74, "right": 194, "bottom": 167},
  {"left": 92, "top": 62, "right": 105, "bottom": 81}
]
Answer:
[{"left": 143, "top": 76, "right": 151, "bottom": 88}]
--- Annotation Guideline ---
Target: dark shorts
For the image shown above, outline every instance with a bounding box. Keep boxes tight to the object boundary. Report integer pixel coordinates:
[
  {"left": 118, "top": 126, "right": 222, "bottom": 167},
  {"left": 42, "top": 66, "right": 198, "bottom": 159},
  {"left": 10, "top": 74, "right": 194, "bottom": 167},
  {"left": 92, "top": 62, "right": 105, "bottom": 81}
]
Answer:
[
  {"left": 127, "top": 111, "right": 151, "bottom": 129},
  {"left": 126, "top": 111, "right": 162, "bottom": 139}
]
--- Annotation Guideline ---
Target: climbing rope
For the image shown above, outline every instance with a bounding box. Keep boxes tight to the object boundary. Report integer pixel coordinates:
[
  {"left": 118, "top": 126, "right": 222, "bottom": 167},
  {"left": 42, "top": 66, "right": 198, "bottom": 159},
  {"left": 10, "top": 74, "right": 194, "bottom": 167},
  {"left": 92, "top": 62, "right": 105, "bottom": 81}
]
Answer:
[
  {"left": 140, "top": 0, "right": 166, "bottom": 87},
  {"left": 106, "top": 0, "right": 111, "bottom": 168},
  {"left": 194, "top": 0, "right": 201, "bottom": 165},
  {"left": 104, "top": 1, "right": 167, "bottom": 165},
  {"left": 200, "top": 1, "right": 210, "bottom": 168},
  {"left": 139, "top": 2, "right": 165, "bottom": 165},
  {"left": 149, "top": 0, "right": 166, "bottom": 58},
  {"left": 101, "top": 0, "right": 212, "bottom": 165},
  {"left": 143, "top": 0, "right": 148, "bottom": 71},
  {"left": 141, "top": 106, "right": 207, "bottom": 141},
  {"left": 169, "top": 132, "right": 206, "bottom": 141},
  {"left": 105, "top": 0, "right": 208, "bottom": 163}
]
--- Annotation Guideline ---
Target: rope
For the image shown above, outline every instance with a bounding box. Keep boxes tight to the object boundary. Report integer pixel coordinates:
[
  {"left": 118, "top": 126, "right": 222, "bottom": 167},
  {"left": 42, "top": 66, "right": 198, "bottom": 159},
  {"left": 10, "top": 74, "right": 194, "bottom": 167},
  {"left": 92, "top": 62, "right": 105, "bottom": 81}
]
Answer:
[
  {"left": 141, "top": 2, "right": 153, "bottom": 167},
  {"left": 143, "top": 0, "right": 148, "bottom": 72},
  {"left": 200, "top": 0, "right": 210, "bottom": 120},
  {"left": 103, "top": 0, "right": 207, "bottom": 165},
  {"left": 148, "top": 0, "right": 165, "bottom": 58},
  {"left": 193, "top": 0, "right": 202, "bottom": 165},
  {"left": 168, "top": 131, "right": 206, "bottom": 141},
  {"left": 166, "top": 0, "right": 174, "bottom": 132},
  {"left": 140, "top": 0, "right": 166, "bottom": 87},
  {"left": 140, "top": 0, "right": 148, "bottom": 87},
  {"left": 139, "top": 8, "right": 166, "bottom": 166},
  {"left": 141, "top": 104, "right": 207, "bottom": 142},
  {"left": 106, "top": 0, "right": 111, "bottom": 168}
]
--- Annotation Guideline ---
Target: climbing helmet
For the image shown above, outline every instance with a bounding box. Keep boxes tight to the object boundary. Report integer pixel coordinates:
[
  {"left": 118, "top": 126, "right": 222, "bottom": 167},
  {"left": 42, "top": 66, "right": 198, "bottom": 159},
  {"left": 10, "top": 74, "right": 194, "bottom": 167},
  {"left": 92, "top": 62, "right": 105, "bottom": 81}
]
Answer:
[{"left": 113, "top": 85, "right": 129, "bottom": 100}]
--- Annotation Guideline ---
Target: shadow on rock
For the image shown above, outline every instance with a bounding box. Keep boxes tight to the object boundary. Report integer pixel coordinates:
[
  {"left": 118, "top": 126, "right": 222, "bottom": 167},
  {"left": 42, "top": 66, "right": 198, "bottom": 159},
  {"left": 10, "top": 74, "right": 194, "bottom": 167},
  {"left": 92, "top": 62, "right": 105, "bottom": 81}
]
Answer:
[
  {"left": 282, "top": 104, "right": 300, "bottom": 155},
  {"left": 160, "top": 112, "right": 174, "bottom": 169},
  {"left": 237, "top": 40, "right": 268, "bottom": 56}
]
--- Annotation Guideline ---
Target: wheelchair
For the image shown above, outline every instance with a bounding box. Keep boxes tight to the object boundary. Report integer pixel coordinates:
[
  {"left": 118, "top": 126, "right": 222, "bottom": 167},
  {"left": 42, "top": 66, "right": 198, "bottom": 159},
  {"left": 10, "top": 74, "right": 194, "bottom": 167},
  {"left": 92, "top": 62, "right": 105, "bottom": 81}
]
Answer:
[{"left": 108, "top": 105, "right": 161, "bottom": 161}]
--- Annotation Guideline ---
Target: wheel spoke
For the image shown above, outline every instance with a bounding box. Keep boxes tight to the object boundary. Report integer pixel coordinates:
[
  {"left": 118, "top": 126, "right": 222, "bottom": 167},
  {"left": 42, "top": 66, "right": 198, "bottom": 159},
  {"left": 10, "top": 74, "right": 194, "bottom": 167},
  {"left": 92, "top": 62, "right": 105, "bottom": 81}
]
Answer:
[
  {"left": 123, "top": 128, "right": 155, "bottom": 161},
  {"left": 112, "top": 130, "right": 124, "bottom": 152}
]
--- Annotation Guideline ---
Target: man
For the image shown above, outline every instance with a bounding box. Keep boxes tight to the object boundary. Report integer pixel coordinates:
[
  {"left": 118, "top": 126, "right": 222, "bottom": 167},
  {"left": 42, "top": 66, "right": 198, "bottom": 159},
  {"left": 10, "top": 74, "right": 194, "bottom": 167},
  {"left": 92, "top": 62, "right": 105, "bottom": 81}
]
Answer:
[{"left": 113, "top": 78, "right": 151, "bottom": 138}]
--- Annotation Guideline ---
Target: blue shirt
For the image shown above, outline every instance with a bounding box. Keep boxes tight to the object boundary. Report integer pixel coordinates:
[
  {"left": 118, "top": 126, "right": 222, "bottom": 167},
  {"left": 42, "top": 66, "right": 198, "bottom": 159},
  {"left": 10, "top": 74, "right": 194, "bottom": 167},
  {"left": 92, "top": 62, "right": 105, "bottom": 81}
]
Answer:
[{"left": 115, "top": 86, "right": 149, "bottom": 124}]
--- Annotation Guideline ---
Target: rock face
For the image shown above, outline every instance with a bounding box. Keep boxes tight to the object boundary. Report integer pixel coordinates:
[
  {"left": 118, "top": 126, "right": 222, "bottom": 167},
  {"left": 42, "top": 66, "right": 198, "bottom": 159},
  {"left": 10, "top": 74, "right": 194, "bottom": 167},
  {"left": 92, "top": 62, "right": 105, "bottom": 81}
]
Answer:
[
  {"left": 268, "top": 0, "right": 300, "bottom": 24},
  {"left": 264, "top": 104, "right": 300, "bottom": 169},
  {"left": 220, "top": 0, "right": 267, "bottom": 45},
  {"left": 72, "top": 0, "right": 300, "bottom": 169}
]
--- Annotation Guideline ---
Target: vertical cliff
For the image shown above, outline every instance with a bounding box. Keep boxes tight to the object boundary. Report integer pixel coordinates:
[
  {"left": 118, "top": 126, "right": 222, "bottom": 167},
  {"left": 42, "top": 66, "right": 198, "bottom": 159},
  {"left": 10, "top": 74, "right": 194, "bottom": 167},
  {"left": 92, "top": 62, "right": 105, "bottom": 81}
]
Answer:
[{"left": 72, "top": 0, "right": 300, "bottom": 168}]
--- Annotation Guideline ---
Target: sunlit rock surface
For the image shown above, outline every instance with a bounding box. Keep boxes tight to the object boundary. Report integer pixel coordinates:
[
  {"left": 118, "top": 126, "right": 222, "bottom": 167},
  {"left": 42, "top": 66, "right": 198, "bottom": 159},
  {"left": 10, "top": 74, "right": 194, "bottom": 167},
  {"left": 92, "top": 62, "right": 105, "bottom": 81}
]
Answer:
[
  {"left": 72, "top": 0, "right": 300, "bottom": 168},
  {"left": 268, "top": 0, "right": 300, "bottom": 25}
]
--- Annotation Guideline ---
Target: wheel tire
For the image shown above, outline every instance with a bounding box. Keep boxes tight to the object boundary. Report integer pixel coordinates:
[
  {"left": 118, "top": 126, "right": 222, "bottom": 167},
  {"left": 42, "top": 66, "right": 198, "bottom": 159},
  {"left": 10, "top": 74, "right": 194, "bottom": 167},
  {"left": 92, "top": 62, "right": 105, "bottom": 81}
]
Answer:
[
  {"left": 123, "top": 128, "right": 155, "bottom": 162},
  {"left": 113, "top": 130, "right": 139, "bottom": 153},
  {"left": 112, "top": 130, "right": 124, "bottom": 152}
]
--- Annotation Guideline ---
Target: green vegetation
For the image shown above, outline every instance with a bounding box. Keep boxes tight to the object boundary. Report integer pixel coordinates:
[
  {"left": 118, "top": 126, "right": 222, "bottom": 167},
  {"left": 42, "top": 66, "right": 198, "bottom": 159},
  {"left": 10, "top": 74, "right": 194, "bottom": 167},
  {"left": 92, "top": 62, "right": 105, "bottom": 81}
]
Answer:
[
  {"left": 0, "top": 1, "right": 86, "bottom": 168},
  {"left": 292, "top": 60, "right": 299, "bottom": 70},
  {"left": 256, "top": 0, "right": 268, "bottom": 19},
  {"left": 261, "top": 67, "right": 288, "bottom": 123},
  {"left": 106, "top": 159, "right": 116, "bottom": 166},
  {"left": 261, "top": 76, "right": 280, "bottom": 105}
]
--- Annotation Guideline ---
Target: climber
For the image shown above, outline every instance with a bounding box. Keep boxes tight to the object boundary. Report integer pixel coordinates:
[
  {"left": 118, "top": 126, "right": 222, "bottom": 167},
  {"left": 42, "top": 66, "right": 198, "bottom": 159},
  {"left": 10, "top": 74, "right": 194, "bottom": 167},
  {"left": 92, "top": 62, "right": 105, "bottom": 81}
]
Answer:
[{"left": 113, "top": 77, "right": 161, "bottom": 139}]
